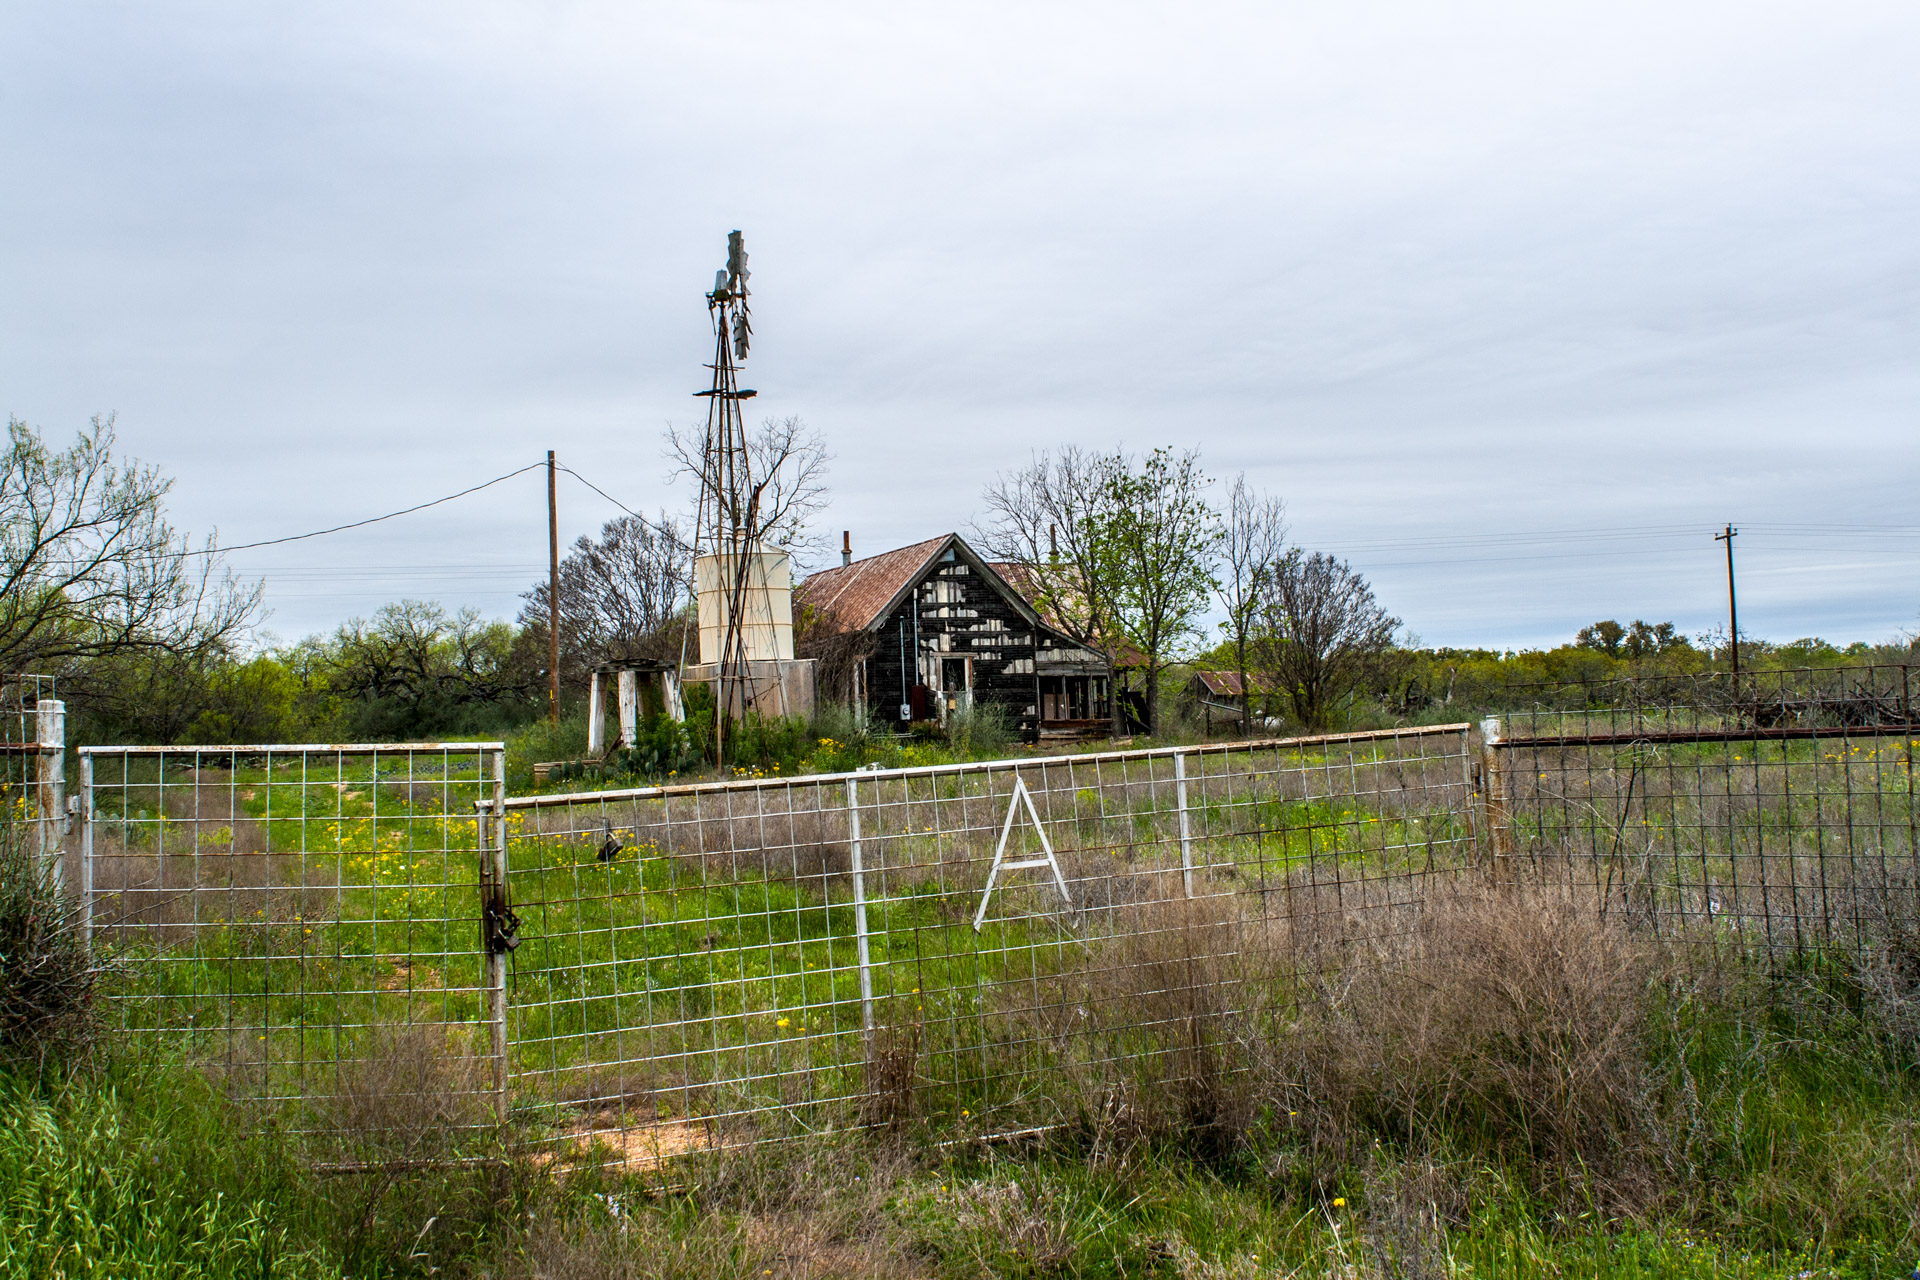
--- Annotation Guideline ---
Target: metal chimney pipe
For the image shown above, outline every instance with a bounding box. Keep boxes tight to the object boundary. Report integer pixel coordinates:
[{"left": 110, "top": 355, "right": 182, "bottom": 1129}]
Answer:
[{"left": 842, "top": 530, "right": 852, "bottom": 567}]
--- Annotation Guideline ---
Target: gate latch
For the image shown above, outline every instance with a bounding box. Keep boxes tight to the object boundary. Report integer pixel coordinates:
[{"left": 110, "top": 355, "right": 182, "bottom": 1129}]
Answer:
[{"left": 484, "top": 895, "right": 521, "bottom": 955}]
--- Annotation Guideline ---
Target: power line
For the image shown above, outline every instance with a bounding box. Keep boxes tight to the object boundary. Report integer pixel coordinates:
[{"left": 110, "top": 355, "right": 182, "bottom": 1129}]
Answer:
[
  {"left": 191, "top": 461, "right": 546, "bottom": 555},
  {"left": 556, "top": 465, "right": 649, "bottom": 521}
]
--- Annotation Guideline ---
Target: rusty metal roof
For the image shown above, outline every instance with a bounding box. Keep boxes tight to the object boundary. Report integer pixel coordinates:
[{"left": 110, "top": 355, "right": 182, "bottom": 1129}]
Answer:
[
  {"left": 798, "top": 533, "right": 1054, "bottom": 636},
  {"left": 1192, "top": 670, "right": 1261, "bottom": 697},
  {"left": 794, "top": 534, "right": 952, "bottom": 633}
]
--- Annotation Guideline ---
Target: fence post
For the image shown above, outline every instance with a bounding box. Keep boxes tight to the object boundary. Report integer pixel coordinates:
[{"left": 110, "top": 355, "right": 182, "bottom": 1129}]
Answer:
[
  {"left": 586, "top": 671, "right": 606, "bottom": 757},
  {"left": 35, "top": 700, "right": 64, "bottom": 887},
  {"left": 617, "top": 670, "right": 639, "bottom": 748},
  {"left": 845, "top": 777, "right": 875, "bottom": 1038},
  {"left": 78, "top": 751, "right": 92, "bottom": 950},
  {"left": 1479, "top": 717, "right": 1511, "bottom": 878},
  {"left": 1174, "top": 751, "right": 1194, "bottom": 898},
  {"left": 485, "top": 749, "right": 509, "bottom": 1123}
]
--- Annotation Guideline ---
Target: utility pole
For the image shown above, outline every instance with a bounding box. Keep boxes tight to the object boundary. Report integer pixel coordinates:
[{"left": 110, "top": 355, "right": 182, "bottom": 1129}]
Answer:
[
  {"left": 547, "top": 450, "right": 560, "bottom": 724},
  {"left": 1714, "top": 524, "right": 1739, "bottom": 682}
]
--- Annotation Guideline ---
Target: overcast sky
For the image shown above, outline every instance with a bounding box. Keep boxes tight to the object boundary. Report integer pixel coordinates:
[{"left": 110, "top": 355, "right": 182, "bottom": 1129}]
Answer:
[{"left": 5, "top": 2, "right": 1917, "bottom": 651}]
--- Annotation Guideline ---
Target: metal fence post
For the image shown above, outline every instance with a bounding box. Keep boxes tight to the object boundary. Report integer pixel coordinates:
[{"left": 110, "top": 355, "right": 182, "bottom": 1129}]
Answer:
[
  {"left": 486, "top": 748, "right": 510, "bottom": 1122},
  {"left": 1460, "top": 726, "right": 1478, "bottom": 851},
  {"left": 35, "top": 700, "right": 64, "bottom": 887},
  {"left": 1174, "top": 751, "right": 1194, "bottom": 898},
  {"left": 846, "top": 777, "right": 874, "bottom": 1037},
  {"left": 77, "top": 751, "right": 92, "bottom": 950},
  {"left": 1479, "top": 717, "right": 1511, "bottom": 877}
]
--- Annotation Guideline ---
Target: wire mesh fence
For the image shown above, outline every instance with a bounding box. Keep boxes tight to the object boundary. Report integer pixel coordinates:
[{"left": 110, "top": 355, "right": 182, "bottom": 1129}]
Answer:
[
  {"left": 67, "top": 672, "right": 1914, "bottom": 1170},
  {"left": 495, "top": 725, "right": 1476, "bottom": 1165},
  {"left": 80, "top": 743, "right": 507, "bottom": 1135},
  {"left": 1487, "top": 664, "right": 1920, "bottom": 961},
  {"left": 2, "top": 675, "right": 62, "bottom": 877}
]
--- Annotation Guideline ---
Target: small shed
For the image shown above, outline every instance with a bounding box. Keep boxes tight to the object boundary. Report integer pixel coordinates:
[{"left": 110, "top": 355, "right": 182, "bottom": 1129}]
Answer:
[{"left": 1186, "top": 669, "right": 1264, "bottom": 732}]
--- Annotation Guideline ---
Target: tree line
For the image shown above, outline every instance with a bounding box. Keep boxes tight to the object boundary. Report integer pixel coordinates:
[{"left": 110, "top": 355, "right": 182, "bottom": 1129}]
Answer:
[
  {"left": 975, "top": 446, "right": 1400, "bottom": 732},
  {"left": 10, "top": 415, "right": 1910, "bottom": 749}
]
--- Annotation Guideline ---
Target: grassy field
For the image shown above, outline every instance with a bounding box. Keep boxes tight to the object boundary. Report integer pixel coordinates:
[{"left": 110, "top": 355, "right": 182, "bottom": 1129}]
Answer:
[
  {"left": 6, "top": 905, "right": 1920, "bottom": 1278},
  {"left": 18, "top": 729, "right": 1919, "bottom": 1277}
]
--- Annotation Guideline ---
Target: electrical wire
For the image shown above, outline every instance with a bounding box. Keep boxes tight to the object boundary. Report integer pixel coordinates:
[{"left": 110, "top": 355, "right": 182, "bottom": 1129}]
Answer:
[
  {"left": 188, "top": 461, "right": 546, "bottom": 555},
  {"left": 556, "top": 465, "right": 649, "bottom": 521}
]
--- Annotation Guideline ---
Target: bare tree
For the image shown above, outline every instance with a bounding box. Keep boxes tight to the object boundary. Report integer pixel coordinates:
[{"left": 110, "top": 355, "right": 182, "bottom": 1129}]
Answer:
[
  {"left": 793, "top": 600, "right": 878, "bottom": 706},
  {"left": 519, "top": 512, "right": 692, "bottom": 677},
  {"left": 666, "top": 414, "right": 831, "bottom": 561},
  {"left": 974, "top": 446, "right": 1125, "bottom": 732},
  {"left": 1253, "top": 551, "right": 1399, "bottom": 731},
  {"left": 1217, "top": 475, "right": 1287, "bottom": 733},
  {"left": 0, "top": 414, "right": 258, "bottom": 677}
]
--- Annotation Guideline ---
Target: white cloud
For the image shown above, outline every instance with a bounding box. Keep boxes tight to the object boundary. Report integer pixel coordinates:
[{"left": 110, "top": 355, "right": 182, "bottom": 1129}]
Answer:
[{"left": 3, "top": 1, "right": 1915, "bottom": 646}]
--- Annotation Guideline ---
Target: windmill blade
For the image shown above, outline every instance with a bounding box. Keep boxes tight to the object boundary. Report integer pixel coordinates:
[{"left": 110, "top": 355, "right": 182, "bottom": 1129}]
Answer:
[{"left": 726, "top": 230, "right": 749, "bottom": 291}]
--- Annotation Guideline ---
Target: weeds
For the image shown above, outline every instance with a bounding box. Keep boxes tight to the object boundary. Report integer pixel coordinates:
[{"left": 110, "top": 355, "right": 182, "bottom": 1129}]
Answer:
[
  {"left": 0, "top": 820, "right": 97, "bottom": 1068},
  {"left": 315, "top": 1022, "right": 507, "bottom": 1274},
  {"left": 1276, "top": 882, "right": 1658, "bottom": 1207}
]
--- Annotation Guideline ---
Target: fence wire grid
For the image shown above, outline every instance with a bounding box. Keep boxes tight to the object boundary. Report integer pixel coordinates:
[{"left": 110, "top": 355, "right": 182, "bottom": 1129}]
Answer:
[
  {"left": 61, "top": 668, "right": 1916, "bottom": 1171},
  {"left": 1487, "top": 664, "right": 1919, "bottom": 962},
  {"left": 496, "top": 725, "right": 1476, "bottom": 1163},
  {"left": 3, "top": 675, "right": 63, "bottom": 879},
  {"left": 80, "top": 743, "right": 506, "bottom": 1135}
]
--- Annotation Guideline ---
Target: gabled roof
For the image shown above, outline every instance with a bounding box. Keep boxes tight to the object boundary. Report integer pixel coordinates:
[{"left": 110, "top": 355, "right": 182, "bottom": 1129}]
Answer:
[
  {"left": 1192, "top": 669, "right": 1262, "bottom": 698},
  {"left": 796, "top": 533, "right": 1049, "bottom": 635}
]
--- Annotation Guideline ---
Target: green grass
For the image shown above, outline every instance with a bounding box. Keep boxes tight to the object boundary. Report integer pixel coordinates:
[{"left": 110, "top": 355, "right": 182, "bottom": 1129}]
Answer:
[
  {"left": 5, "top": 987, "right": 1919, "bottom": 1280},
  {"left": 50, "top": 736, "right": 1920, "bottom": 1277}
]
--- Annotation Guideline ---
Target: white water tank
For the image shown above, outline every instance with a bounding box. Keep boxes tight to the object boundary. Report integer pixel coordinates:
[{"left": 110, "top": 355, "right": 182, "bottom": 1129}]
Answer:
[{"left": 696, "top": 549, "right": 795, "bottom": 664}]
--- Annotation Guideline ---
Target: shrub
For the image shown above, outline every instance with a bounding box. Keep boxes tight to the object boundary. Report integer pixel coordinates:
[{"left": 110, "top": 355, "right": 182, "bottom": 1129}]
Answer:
[
  {"left": 1852, "top": 863, "right": 1920, "bottom": 1061},
  {"left": 1060, "top": 893, "right": 1255, "bottom": 1162},
  {"left": 944, "top": 702, "right": 1014, "bottom": 758},
  {"left": 0, "top": 820, "right": 96, "bottom": 1066},
  {"left": 1274, "top": 882, "right": 1657, "bottom": 1207}
]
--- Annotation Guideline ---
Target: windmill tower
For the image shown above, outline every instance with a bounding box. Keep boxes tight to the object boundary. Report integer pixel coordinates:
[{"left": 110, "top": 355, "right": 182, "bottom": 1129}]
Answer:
[{"left": 687, "top": 231, "right": 804, "bottom": 753}]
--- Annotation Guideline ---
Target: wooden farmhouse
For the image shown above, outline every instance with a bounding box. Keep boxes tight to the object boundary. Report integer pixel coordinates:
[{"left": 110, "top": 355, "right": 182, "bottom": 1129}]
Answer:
[{"left": 795, "top": 533, "right": 1113, "bottom": 741}]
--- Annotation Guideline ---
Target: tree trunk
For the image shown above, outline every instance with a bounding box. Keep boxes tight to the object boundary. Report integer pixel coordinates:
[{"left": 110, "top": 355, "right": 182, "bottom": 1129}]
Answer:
[
  {"left": 1144, "top": 659, "right": 1160, "bottom": 736},
  {"left": 1235, "top": 633, "right": 1250, "bottom": 737}
]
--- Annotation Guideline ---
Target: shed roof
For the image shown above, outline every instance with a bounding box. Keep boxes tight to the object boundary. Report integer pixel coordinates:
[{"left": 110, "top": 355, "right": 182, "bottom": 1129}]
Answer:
[{"left": 1191, "top": 670, "right": 1262, "bottom": 698}]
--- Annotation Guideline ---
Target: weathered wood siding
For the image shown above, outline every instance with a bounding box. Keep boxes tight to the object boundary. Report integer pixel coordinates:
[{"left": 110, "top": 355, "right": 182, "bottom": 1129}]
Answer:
[{"left": 863, "top": 546, "right": 1045, "bottom": 734}]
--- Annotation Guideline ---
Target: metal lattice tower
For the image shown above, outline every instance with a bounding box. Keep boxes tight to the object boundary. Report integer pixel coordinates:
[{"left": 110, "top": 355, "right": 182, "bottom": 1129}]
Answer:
[{"left": 691, "top": 231, "right": 762, "bottom": 754}]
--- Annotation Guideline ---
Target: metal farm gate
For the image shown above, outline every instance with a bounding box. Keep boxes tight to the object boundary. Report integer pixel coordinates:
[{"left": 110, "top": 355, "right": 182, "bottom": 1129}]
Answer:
[
  {"left": 494, "top": 725, "right": 1477, "bottom": 1164},
  {"left": 1481, "top": 664, "right": 1920, "bottom": 963},
  {"left": 80, "top": 743, "right": 508, "bottom": 1127},
  {"left": 69, "top": 726, "right": 1480, "bottom": 1161},
  {"left": 56, "top": 666, "right": 1920, "bottom": 1171}
]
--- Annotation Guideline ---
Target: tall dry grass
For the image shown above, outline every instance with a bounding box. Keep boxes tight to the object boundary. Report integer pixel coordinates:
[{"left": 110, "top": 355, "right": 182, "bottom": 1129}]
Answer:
[{"left": 1271, "top": 880, "right": 1659, "bottom": 1205}]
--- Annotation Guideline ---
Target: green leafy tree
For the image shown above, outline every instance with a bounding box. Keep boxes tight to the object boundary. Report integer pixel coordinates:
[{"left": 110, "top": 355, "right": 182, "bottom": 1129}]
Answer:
[
  {"left": 316, "top": 600, "right": 542, "bottom": 739},
  {"left": 1575, "top": 619, "right": 1627, "bottom": 657},
  {"left": 1090, "top": 448, "right": 1221, "bottom": 734},
  {"left": 976, "top": 446, "right": 1128, "bottom": 730}
]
